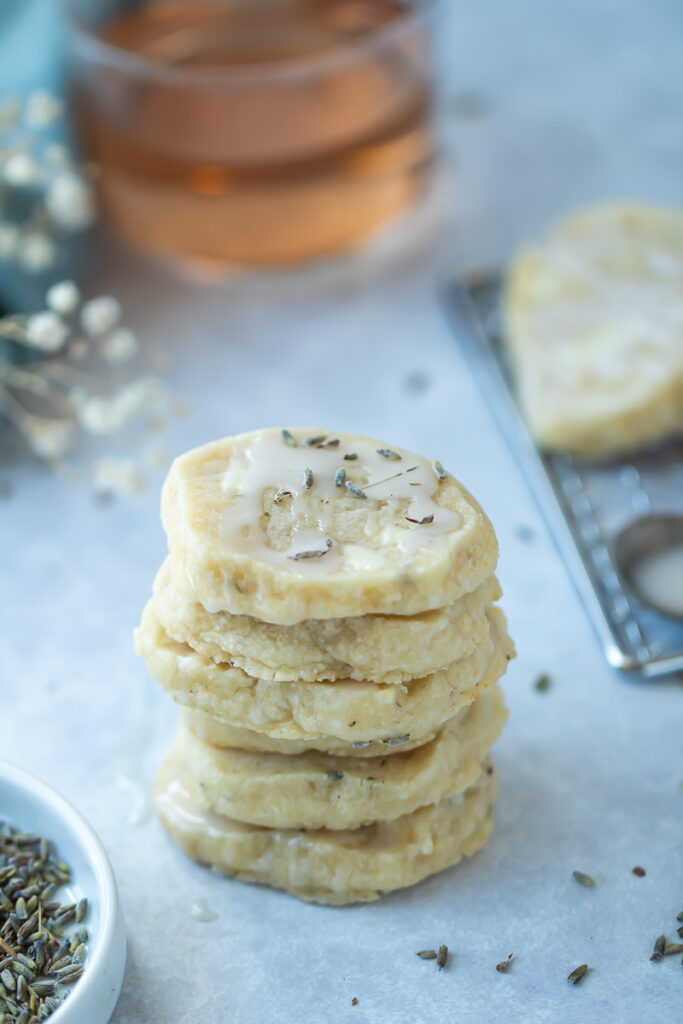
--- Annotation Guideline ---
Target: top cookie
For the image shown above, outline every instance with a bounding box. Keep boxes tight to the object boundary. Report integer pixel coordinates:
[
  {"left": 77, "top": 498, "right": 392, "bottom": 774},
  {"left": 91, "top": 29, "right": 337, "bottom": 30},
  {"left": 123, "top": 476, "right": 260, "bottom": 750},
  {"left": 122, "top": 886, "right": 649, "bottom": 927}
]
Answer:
[
  {"left": 504, "top": 203, "right": 683, "bottom": 459},
  {"left": 161, "top": 428, "right": 498, "bottom": 623}
]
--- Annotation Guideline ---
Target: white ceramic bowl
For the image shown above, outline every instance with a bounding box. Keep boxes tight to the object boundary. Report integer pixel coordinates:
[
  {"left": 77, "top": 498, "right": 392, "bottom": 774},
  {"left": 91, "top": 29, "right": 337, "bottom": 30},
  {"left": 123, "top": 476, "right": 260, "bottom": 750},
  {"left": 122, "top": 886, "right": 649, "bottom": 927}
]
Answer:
[{"left": 0, "top": 761, "right": 126, "bottom": 1024}]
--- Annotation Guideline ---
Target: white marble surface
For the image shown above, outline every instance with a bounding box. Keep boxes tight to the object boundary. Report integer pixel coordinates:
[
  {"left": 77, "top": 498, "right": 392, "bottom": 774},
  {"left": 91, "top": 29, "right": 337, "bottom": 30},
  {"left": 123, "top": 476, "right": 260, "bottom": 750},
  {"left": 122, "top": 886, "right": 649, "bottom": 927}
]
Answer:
[{"left": 2, "top": 2, "right": 682, "bottom": 1022}]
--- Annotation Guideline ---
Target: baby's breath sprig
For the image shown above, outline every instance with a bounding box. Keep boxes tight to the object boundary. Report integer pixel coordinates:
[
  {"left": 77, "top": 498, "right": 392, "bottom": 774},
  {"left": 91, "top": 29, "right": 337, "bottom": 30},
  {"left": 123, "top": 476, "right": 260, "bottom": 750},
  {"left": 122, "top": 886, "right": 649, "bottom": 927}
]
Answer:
[
  {"left": 0, "top": 91, "right": 184, "bottom": 496},
  {"left": 0, "top": 90, "right": 95, "bottom": 272},
  {"left": 0, "top": 279, "right": 178, "bottom": 494}
]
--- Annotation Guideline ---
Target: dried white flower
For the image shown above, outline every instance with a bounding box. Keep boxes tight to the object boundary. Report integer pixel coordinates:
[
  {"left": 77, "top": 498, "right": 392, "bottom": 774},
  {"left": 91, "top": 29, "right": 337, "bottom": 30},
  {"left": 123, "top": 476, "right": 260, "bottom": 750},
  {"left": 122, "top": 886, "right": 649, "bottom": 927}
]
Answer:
[
  {"left": 0, "top": 93, "right": 182, "bottom": 487},
  {"left": 46, "top": 280, "right": 81, "bottom": 316},
  {"left": 3, "top": 151, "right": 41, "bottom": 187},
  {"left": 25, "top": 418, "right": 73, "bottom": 460},
  {"left": 79, "top": 379, "right": 165, "bottom": 435},
  {"left": 92, "top": 457, "right": 146, "bottom": 497},
  {"left": 81, "top": 296, "right": 121, "bottom": 336},
  {"left": 0, "top": 222, "right": 19, "bottom": 259},
  {"left": 78, "top": 397, "right": 112, "bottom": 434},
  {"left": 25, "top": 312, "right": 69, "bottom": 352},
  {"left": 17, "top": 232, "right": 56, "bottom": 272},
  {"left": 46, "top": 172, "right": 95, "bottom": 230},
  {"left": 24, "top": 90, "right": 63, "bottom": 128},
  {"left": 101, "top": 326, "right": 137, "bottom": 364}
]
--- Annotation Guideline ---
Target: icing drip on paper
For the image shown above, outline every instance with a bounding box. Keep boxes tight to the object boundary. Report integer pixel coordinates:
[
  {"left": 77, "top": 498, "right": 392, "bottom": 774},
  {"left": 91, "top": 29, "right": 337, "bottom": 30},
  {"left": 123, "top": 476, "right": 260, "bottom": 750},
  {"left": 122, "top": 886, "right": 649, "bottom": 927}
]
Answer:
[{"left": 191, "top": 898, "right": 219, "bottom": 923}]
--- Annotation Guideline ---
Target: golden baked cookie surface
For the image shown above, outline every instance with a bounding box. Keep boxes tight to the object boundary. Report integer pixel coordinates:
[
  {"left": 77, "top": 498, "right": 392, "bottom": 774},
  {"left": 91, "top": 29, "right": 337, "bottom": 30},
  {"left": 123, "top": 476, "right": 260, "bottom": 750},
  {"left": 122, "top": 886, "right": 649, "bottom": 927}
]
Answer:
[
  {"left": 182, "top": 709, "right": 442, "bottom": 759},
  {"left": 172, "top": 686, "right": 506, "bottom": 830},
  {"left": 136, "top": 601, "right": 513, "bottom": 747},
  {"left": 161, "top": 427, "right": 498, "bottom": 622},
  {"left": 154, "top": 754, "right": 498, "bottom": 904},
  {"left": 153, "top": 556, "right": 500, "bottom": 684}
]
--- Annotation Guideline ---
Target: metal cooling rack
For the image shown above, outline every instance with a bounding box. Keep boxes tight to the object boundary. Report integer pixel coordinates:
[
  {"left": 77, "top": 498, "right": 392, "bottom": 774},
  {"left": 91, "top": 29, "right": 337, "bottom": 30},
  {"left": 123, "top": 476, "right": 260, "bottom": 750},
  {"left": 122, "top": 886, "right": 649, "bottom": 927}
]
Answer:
[{"left": 441, "top": 270, "right": 683, "bottom": 678}]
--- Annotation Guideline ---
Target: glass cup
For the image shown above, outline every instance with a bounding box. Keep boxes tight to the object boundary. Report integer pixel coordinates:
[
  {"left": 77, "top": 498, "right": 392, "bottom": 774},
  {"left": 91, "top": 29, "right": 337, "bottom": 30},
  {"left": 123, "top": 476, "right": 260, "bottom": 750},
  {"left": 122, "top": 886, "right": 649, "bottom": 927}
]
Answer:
[{"left": 65, "top": 0, "right": 436, "bottom": 271}]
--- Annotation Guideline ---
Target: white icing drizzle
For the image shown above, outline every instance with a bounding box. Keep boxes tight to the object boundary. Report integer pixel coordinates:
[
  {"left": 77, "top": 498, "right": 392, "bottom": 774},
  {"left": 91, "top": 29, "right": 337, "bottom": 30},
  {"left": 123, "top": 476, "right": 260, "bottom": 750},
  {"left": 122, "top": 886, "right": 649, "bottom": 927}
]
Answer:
[
  {"left": 158, "top": 776, "right": 257, "bottom": 836},
  {"left": 190, "top": 898, "right": 219, "bottom": 923},
  {"left": 218, "top": 431, "right": 460, "bottom": 575}
]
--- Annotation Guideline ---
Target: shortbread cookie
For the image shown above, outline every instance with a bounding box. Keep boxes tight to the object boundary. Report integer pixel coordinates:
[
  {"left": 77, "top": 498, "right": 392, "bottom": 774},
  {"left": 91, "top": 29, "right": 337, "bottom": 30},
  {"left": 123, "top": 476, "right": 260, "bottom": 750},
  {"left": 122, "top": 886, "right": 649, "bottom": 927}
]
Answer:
[
  {"left": 182, "top": 708, "right": 442, "bottom": 758},
  {"left": 161, "top": 428, "right": 498, "bottom": 623},
  {"left": 136, "top": 602, "right": 514, "bottom": 746},
  {"left": 173, "top": 686, "right": 506, "bottom": 829},
  {"left": 154, "top": 755, "right": 499, "bottom": 904},
  {"left": 154, "top": 557, "right": 501, "bottom": 684},
  {"left": 504, "top": 203, "right": 683, "bottom": 459}
]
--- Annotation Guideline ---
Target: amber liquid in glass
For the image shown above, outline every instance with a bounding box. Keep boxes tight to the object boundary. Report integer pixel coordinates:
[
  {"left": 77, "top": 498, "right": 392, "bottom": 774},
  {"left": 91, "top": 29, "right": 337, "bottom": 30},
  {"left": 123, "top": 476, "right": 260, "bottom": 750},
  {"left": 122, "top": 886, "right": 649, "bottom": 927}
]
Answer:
[{"left": 73, "top": 0, "right": 433, "bottom": 267}]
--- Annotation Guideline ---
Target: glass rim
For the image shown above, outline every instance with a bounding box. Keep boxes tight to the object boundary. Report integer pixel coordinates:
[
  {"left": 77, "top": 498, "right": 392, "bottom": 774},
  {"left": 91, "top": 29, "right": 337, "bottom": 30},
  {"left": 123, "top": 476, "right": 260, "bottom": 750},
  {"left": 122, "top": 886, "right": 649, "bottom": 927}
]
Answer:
[{"left": 63, "top": 0, "right": 437, "bottom": 87}]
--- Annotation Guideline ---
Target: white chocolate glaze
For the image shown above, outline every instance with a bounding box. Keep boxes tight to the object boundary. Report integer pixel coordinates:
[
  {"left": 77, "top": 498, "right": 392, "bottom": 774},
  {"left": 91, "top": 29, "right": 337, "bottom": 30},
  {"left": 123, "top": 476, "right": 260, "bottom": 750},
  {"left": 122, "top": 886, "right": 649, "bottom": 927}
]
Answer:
[
  {"left": 157, "top": 775, "right": 257, "bottom": 836},
  {"left": 218, "top": 430, "right": 460, "bottom": 575}
]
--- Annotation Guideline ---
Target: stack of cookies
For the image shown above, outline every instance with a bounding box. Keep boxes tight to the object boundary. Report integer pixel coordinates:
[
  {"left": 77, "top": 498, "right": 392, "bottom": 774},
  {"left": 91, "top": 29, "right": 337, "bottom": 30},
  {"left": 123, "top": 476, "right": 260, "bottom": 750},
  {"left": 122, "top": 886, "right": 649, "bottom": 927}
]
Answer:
[{"left": 136, "top": 428, "right": 515, "bottom": 904}]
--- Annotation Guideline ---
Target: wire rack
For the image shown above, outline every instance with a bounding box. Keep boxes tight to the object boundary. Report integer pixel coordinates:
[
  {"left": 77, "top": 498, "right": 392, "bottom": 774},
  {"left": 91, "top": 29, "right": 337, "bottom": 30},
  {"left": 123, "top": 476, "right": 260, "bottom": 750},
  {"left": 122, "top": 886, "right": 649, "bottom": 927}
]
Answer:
[{"left": 441, "top": 270, "right": 683, "bottom": 677}]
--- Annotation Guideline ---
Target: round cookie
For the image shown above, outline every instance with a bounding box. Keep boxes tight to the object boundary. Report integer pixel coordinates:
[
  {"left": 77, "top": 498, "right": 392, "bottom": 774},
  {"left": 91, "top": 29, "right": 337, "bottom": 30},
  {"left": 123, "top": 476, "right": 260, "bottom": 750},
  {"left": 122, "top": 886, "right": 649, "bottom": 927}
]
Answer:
[
  {"left": 173, "top": 686, "right": 506, "bottom": 829},
  {"left": 504, "top": 202, "right": 683, "bottom": 459},
  {"left": 135, "top": 602, "right": 514, "bottom": 746},
  {"left": 161, "top": 428, "right": 499, "bottom": 623},
  {"left": 154, "top": 755, "right": 499, "bottom": 904},
  {"left": 182, "top": 709, "right": 442, "bottom": 758},
  {"left": 154, "top": 556, "right": 501, "bottom": 684}
]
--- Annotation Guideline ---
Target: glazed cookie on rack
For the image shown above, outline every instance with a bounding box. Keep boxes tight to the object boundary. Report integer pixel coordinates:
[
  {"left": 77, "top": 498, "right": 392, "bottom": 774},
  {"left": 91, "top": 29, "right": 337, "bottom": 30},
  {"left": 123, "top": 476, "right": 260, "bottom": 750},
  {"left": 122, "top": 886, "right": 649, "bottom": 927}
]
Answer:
[
  {"left": 160, "top": 428, "right": 498, "bottom": 622},
  {"left": 504, "top": 203, "right": 683, "bottom": 459}
]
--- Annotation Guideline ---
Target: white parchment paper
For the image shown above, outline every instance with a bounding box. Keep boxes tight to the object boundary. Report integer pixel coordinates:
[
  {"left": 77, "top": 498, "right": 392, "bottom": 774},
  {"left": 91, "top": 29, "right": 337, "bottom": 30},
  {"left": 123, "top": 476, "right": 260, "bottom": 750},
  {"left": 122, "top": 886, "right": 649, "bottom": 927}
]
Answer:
[{"left": 2, "top": 2, "right": 682, "bottom": 1020}]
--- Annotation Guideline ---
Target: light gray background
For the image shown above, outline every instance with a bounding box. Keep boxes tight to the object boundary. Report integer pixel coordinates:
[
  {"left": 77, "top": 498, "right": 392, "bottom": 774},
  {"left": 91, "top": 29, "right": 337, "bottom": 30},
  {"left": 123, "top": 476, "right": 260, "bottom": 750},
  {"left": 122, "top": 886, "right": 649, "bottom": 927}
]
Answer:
[{"left": 1, "top": 1, "right": 682, "bottom": 1022}]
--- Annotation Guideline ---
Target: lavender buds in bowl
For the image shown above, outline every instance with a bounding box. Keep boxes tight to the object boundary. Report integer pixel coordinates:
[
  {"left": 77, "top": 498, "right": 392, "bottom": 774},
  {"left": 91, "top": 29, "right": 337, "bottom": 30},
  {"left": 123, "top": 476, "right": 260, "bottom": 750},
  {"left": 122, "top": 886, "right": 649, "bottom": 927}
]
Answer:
[{"left": 0, "top": 762, "right": 126, "bottom": 1023}]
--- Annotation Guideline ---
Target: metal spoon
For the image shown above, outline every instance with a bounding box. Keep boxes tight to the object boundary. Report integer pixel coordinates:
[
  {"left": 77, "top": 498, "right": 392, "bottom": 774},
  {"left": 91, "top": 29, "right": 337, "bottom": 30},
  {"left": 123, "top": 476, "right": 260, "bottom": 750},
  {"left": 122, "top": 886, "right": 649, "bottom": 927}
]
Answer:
[{"left": 613, "top": 514, "right": 683, "bottom": 622}]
